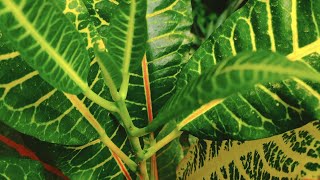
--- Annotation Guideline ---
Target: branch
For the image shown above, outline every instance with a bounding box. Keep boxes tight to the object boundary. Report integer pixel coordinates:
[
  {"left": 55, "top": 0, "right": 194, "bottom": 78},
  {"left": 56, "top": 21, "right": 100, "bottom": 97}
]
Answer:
[
  {"left": 116, "top": 100, "right": 149, "bottom": 179},
  {"left": 138, "top": 128, "right": 182, "bottom": 161},
  {"left": 82, "top": 88, "right": 119, "bottom": 112}
]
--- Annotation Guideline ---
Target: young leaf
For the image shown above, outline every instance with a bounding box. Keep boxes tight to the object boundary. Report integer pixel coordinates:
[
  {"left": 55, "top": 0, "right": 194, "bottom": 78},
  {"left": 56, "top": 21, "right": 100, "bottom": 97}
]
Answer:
[
  {"left": 177, "top": 120, "right": 320, "bottom": 179},
  {"left": 0, "top": 0, "right": 90, "bottom": 94},
  {"left": 175, "top": 0, "right": 320, "bottom": 140},
  {"left": 144, "top": 50, "right": 320, "bottom": 138},
  {"left": 0, "top": 157, "right": 45, "bottom": 179},
  {"left": 96, "top": 0, "right": 147, "bottom": 92},
  {"left": 79, "top": 0, "right": 147, "bottom": 127}
]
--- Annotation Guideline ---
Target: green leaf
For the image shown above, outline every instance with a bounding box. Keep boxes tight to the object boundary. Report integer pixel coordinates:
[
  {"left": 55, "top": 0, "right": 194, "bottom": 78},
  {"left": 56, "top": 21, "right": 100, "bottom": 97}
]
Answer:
[
  {"left": 0, "top": 49, "right": 101, "bottom": 144},
  {"left": 94, "top": 0, "right": 147, "bottom": 91},
  {"left": 22, "top": 131, "right": 134, "bottom": 180},
  {"left": 0, "top": 0, "right": 90, "bottom": 94},
  {"left": 140, "top": 0, "right": 193, "bottom": 177},
  {"left": 145, "top": 0, "right": 193, "bottom": 115},
  {"left": 0, "top": 0, "right": 119, "bottom": 145},
  {"left": 0, "top": 121, "right": 67, "bottom": 179},
  {"left": 173, "top": 0, "right": 320, "bottom": 140},
  {"left": 90, "top": 0, "right": 193, "bottom": 127},
  {"left": 56, "top": 135, "right": 134, "bottom": 179},
  {"left": 0, "top": 122, "right": 25, "bottom": 157},
  {"left": 0, "top": 157, "right": 45, "bottom": 180},
  {"left": 155, "top": 121, "right": 184, "bottom": 179},
  {"left": 177, "top": 120, "right": 320, "bottom": 179},
  {"left": 146, "top": 50, "right": 320, "bottom": 140},
  {"left": 80, "top": 0, "right": 145, "bottom": 127},
  {"left": 129, "top": 0, "right": 194, "bottom": 127}
]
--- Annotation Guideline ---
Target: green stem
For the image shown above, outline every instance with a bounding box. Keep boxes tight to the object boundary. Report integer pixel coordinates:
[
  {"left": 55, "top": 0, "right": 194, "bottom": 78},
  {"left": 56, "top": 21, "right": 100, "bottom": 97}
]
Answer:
[
  {"left": 116, "top": 100, "right": 148, "bottom": 178},
  {"left": 139, "top": 128, "right": 182, "bottom": 161},
  {"left": 139, "top": 160, "right": 149, "bottom": 180},
  {"left": 131, "top": 127, "right": 148, "bottom": 137},
  {"left": 83, "top": 88, "right": 119, "bottom": 112},
  {"left": 117, "top": 100, "right": 139, "bottom": 134},
  {"left": 120, "top": 72, "right": 130, "bottom": 99},
  {"left": 131, "top": 118, "right": 164, "bottom": 137}
]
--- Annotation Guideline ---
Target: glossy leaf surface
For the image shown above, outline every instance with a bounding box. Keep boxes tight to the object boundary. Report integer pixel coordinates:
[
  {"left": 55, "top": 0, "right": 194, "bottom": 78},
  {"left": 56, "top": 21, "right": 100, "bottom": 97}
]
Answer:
[
  {"left": 0, "top": 0, "right": 123, "bottom": 145},
  {"left": 150, "top": 50, "right": 320, "bottom": 140},
  {"left": 172, "top": 0, "right": 320, "bottom": 140},
  {"left": 55, "top": 134, "right": 133, "bottom": 179},
  {"left": 146, "top": 0, "right": 193, "bottom": 114},
  {"left": 126, "top": 0, "right": 193, "bottom": 127},
  {"left": 155, "top": 121, "right": 184, "bottom": 179},
  {"left": 0, "top": 0, "right": 90, "bottom": 94},
  {"left": 0, "top": 0, "right": 194, "bottom": 179},
  {"left": 0, "top": 1, "right": 135, "bottom": 178}
]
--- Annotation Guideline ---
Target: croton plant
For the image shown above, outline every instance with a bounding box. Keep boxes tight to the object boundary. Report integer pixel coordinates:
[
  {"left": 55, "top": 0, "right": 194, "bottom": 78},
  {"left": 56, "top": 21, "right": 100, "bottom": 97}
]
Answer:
[{"left": 0, "top": 0, "right": 320, "bottom": 179}]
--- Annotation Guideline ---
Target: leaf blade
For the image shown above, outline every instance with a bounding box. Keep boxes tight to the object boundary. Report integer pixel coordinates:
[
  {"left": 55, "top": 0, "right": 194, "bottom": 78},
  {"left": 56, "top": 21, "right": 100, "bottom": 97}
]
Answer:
[
  {"left": 0, "top": 157, "right": 45, "bottom": 180},
  {"left": 173, "top": 0, "right": 320, "bottom": 141},
  {"left": 0, "top": 0, "right": 90, "bottom": 94},
  {"left": 148, "top": 50, "right": 320, "bottom": 141},
  {"left": 177, "top": 121, "right": 320, "bottom": 179},
  {"left": 0, "top": 0, "right": 114, "bottom": 145}
]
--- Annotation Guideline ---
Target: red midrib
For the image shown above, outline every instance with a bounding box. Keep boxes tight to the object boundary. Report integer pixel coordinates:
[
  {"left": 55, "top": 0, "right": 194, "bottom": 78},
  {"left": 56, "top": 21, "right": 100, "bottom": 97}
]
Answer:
[
  {"left": 111, "top": 151, "right": 132, "bottom": 180},
  {"left": 142, "top": 55, "right": 159, "bottom": 180},
  {"left": 0, "top": 135, "right": 69, "bottom": 180}
]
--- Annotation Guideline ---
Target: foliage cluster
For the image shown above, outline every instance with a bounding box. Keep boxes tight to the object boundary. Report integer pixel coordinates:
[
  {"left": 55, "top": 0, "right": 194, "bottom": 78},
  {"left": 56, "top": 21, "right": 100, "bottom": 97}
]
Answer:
[{"left": 0, "top": 0, "right": 319, "bottom": 179}]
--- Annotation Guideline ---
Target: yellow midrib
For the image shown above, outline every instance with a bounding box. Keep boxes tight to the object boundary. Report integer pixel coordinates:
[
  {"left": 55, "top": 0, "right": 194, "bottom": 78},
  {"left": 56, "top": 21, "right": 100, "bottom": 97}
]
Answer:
[
  {"left": 109, "top": 0, "right": 119, "bottom": 5},
  {"left": 176, "top": 37, "right": 320, "bottom": 129},
  {"left": 177, "top": 99, "right": 224, "bottom": 129},
  {"left": 291, "top": 0, "right": 299, "bottom": 51},
  {"left": 119, "top": 0, "right": 136, "bottom": 95},
  {"left": 123, "top": 0, "right": 136, "bottom": 71},
  {"left": 3, "top": 0, "right": 88, "bottom": 92}
]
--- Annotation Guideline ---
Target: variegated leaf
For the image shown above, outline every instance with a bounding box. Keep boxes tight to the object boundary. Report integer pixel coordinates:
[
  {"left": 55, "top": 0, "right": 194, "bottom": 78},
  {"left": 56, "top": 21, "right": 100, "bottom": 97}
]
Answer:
[{"left": 177, "top": 120, "right": 320, "bottom": 179}]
